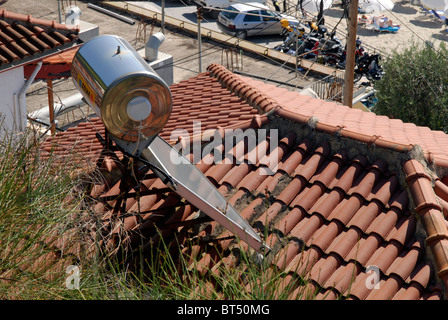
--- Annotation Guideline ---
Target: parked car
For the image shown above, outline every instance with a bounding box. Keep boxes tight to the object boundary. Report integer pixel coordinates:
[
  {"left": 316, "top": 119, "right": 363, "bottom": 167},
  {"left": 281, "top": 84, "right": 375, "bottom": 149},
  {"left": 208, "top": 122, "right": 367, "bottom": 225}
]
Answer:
[
  {"left": 217, "top": 3, "right": 299, "bottom": 40},
  {"left": 194, "top": 0, "right": 267, "bottom": 19}
]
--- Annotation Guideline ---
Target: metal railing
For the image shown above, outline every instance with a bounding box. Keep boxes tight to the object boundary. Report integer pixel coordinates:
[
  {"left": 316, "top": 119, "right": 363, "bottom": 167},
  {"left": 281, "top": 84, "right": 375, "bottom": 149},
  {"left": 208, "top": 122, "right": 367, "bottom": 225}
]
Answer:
[{"left": 306, "top": 72, "right": 344, "bottom": 102}]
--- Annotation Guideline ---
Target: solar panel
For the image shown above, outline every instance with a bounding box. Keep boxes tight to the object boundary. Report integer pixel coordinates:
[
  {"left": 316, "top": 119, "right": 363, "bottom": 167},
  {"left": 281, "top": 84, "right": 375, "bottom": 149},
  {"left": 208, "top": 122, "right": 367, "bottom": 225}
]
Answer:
[{"left": 71, "top": 35, "right": 268, "bottom": 253}]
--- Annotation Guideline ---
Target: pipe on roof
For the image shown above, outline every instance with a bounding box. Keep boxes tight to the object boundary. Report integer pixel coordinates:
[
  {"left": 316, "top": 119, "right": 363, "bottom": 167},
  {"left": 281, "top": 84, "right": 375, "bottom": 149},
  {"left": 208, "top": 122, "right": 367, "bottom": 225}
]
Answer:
[
  {"left": 18, "top": 60, "right": 42, "bottom": 131},
  {"left": 28, "top": 92, "right": 84, "bottom": 123},
  {"left": 87, "top": 3, "right": 135, "bottom": 25},
  {"left": 145, "top": 32, "right": 165, "bottom": 62},
  {"left": 27, "top": 91, "right": 85, "bottom": 131}
]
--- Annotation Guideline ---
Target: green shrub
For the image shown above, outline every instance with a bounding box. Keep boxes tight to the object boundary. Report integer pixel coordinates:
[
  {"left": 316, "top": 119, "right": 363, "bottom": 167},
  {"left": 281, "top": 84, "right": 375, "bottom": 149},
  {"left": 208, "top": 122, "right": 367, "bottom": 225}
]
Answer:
[
  {"left": 0, "top": 128, "right": 84, "bottom": 299},
  {"left": 372, "top": 41, "right": 448, "bottom": 132}
]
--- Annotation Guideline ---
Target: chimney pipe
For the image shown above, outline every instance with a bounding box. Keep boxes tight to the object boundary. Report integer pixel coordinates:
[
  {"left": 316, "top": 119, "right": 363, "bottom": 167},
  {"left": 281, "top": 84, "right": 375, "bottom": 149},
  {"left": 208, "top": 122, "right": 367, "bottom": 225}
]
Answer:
[{"left": 145, "top": 32, "right": 165, "bottom": 62}]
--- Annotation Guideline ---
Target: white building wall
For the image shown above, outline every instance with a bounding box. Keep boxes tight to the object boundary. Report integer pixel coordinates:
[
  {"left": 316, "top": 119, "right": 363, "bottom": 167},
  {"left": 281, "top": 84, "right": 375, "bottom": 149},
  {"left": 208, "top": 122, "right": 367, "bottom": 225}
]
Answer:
[{"left": 0, "top": 66, "right": 25, "bottom": 132}]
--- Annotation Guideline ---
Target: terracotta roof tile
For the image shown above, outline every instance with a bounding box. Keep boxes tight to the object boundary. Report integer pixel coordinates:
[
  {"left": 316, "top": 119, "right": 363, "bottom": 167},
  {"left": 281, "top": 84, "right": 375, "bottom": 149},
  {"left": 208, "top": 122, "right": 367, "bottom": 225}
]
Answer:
[
  {"left": 346, "top": 234, "right": 382, "bottom": 266},
  {"left": 326, "top": 228, "right": 362, "bottom": 259},
  {"left": 208, "top": 64, "right": 448, "bottom": 166},
  {"left": 393, "top": 284, "right": 423, "bottom": 300},
  {"left": 365, "top": 209, "right": 400, "bottom": 241},
  {"left": 43, "top": 63, "right": 448, "bottom": 299},
  {"left": 326, "top": 261, "right": 361, "bottom": 295},
  {"left": 367, "top": 242, "right": 402, "bottom": 275},
  {"left": 309, "top": 253, "right": 341, "bottom": 284},
  {"left": 0, "top": 9, "right": 79, "bottom": 70},
  {"left": 366, "top": 274, "right": 402, "bottom": 300},
  {"left": 386, "top": 214, "right": 417, "bottom": 245},
  {"left": 308, "top": 189, "right": 346, "bottom": 220},
  {"left": 349, "top": 269, "right": 378, "bottom": 300},
  {"left": 347, "top": 202, "right": 382, "bottom": 232}
]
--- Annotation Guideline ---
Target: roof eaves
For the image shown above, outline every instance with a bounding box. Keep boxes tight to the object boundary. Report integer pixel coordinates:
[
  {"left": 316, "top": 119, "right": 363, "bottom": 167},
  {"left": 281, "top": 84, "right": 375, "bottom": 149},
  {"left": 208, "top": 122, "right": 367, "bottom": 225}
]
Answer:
[
  {"left": 0, "top": 9, "right": 80, "bottom": 72},
  {"left": 0, "top": 9, "right": 79, "bottom": 32},
  {"left": 7, "top": 42, "right": 82, "bottom": 75}
]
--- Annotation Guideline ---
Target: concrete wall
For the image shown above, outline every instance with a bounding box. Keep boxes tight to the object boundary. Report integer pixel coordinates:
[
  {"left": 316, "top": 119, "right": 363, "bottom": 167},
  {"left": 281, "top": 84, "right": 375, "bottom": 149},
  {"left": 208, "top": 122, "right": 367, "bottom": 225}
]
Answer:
[
  {"left": 0, "top": 66, "right": 25, "bottom": 132},
  {"left": 149, "top": 52, "right": 174, "bottom": 87},
  {"left": 137, "top": 49, "right": 174, "bottom": 86}
]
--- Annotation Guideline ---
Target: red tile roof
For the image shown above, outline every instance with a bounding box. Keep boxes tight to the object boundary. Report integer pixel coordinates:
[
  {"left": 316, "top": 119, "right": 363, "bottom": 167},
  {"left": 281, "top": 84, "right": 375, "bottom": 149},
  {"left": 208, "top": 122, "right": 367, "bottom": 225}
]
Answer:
[
  {"left": 0, "top": 9, "right": 79, "bottom": 71},
  {"left": 23, "top": 46, "right": 79, "bottom": 79},
  {"left": 44, "top": 63, "right": 448, "bottom": 299},
  {"left": 219, "top": 66, "right": 448, "bottom": 167},
  {"left": 41, "top": 71, "right": 259, "bottom": 165}
]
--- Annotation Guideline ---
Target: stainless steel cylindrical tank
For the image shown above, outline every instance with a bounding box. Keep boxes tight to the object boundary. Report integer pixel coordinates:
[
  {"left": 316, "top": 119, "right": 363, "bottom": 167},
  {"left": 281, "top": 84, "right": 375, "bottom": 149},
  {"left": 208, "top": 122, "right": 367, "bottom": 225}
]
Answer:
[{"left": 71, "top": 35, "right": 172, "bottom": 142}]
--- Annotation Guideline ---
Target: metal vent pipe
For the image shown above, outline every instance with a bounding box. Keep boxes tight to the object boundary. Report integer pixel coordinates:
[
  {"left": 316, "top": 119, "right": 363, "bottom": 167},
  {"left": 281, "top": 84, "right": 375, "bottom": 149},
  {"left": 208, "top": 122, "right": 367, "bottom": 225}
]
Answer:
[{"left": 145, "top": 32, "right": 165, "bottom": 62}]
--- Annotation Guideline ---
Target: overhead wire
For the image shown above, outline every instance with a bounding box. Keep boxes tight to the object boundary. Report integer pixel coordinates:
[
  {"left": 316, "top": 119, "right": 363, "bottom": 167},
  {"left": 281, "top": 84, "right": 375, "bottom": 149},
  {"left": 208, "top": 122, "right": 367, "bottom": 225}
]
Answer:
[
  {"left": 153, "top": 2, "right": 309, "bottom": 76},
  {"left": 112, "top": 0, "right": 448, "bottom": 93},
  {"left": 163, "top": 0, "right": 448, "bottom": 119},
  {"left": 156, "top": 0, "right": 342, "bottom": 84}
]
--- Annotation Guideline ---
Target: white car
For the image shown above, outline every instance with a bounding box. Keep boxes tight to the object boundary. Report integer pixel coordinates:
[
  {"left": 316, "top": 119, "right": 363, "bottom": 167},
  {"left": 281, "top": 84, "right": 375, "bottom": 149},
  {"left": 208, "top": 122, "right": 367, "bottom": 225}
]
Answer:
[
  {"left": 194, "top": 0, "right": 267, "bottom": 19},
  {"left": 217, "top": 3, "right": 299, "bottom": 39}
]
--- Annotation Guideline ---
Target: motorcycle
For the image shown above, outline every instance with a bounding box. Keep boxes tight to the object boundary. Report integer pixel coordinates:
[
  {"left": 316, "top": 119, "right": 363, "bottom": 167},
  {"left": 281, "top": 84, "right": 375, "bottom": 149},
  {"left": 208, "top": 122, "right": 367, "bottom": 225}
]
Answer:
[
  {"left": 354, "top": 53, "right": 384, "bottom": 83},
  {"left": 276, "top": 25, "right": 384, "bottom": 84},
  {"left": 314, "top": 31, "right": 345, "bottom": 66},
  {"left": 276, "top": 24, "right": 344, "bottom": 63}
]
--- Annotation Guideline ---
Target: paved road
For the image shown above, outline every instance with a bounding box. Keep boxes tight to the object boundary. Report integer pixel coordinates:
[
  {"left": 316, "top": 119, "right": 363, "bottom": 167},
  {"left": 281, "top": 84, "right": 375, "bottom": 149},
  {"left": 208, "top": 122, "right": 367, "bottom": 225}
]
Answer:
[
  {"left": 2, "top": 0, "right": 316, "bottom": 128},
  {"left": 126, "top": 0, "right": 286, "bottom": 48}
]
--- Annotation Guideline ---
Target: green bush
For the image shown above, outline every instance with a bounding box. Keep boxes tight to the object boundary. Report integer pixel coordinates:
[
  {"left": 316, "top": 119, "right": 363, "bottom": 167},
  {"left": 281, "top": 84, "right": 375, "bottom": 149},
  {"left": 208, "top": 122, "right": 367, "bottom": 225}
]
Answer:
[
  {"left": 372, "top": 41, "right": 448, "bottom": 132},
  {"left": 0, "top": 129, "right": 84, "bottom": 299}
]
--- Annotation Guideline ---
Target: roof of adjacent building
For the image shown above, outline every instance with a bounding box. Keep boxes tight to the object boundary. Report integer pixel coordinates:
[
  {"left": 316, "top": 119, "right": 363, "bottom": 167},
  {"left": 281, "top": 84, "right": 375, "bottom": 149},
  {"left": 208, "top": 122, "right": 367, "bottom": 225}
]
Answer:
[
  {"left": 0, "top": 9, "right": 79, "bottom": 72},
  {"left": 43, "top": 63, "right": 448, "bottom": 300}
]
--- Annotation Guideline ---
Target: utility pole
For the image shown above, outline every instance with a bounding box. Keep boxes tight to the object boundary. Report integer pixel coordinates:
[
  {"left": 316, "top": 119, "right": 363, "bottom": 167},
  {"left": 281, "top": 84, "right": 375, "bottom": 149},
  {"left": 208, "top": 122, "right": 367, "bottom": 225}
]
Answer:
[
  {"left": 342, "top": 0, "right": 359, "bottom": 107},
  {"left": 197, "top": 7, "right": 203, "bottom": 73},
  {"left": 161, "top": 0, "right": 166, "bottom": 34},
  {"left": 57, "top": 0, "right": 62, "bottom": 23}
]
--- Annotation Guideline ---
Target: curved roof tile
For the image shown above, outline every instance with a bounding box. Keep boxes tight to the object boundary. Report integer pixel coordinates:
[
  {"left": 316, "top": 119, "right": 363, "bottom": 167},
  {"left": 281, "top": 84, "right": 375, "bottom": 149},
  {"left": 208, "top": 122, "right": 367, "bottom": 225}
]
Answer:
[{"left": 42, "top": 63, "right": 448, "bottom": 299}]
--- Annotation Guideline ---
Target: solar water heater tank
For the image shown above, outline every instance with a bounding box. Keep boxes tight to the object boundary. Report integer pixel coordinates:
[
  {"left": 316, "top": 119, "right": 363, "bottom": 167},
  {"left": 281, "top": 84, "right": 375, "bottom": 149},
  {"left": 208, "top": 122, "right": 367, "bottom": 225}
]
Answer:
[
  {"left": 71, "top": 35, "right": 172, "bottom": 143},
  {"left": 71, "top": 35, "right": 268, "bottom": 253}
]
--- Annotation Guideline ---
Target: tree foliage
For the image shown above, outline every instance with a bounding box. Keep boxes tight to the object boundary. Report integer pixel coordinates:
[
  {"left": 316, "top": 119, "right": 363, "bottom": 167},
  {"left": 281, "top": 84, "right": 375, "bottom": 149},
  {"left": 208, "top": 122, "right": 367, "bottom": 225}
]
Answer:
[{"left": 372, "top": 41, "right": 448, "bottom": 132}]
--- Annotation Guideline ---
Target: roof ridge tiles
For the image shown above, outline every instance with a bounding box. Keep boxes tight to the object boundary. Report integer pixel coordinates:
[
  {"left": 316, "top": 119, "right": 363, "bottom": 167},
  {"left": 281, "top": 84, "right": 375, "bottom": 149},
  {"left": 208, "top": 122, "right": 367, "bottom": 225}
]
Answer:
[
  {"left": 207, "top": 64, "right": 280, "bottom": 113},
  {"left": 0, "top": 9, "right": 79, "bottom": 32},
  {"left": 403, "top": 159, "right": 442, "bottom": 214},
  {"left": 403, "top": 158, "right": 448, "bottom": 289}
]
